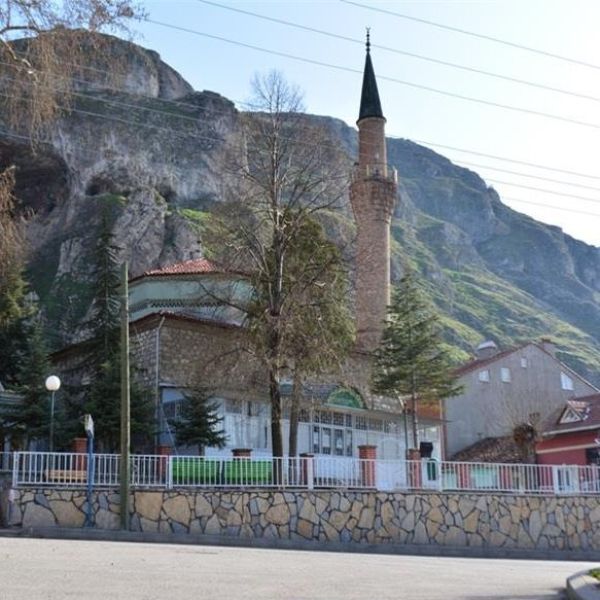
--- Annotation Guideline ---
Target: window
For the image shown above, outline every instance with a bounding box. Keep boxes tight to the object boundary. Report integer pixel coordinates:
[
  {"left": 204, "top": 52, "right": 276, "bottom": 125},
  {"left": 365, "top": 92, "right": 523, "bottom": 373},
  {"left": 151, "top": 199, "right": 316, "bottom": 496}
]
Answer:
[
  {"left": 321, "top": 428, "right": 332, "bottom": 455},
  {"left": 561, "top": 372, "right": 574, "bottom": 391},
  {"left": 334, "top": 429, "right": 344, "bottom": 456},
  {"left": 478, "top": 369, "right": 490, "bottom": 383},
  {"left": 333, "top": 412, "right": 345, "bottom": 426},
  {"left": 369, "top": 418, "right": 383, "bottom": 432},
  {"left": 355, "top": 416, "right": 367, "bottom": 430},
  {"left": 520, "top": 357, "right": 528, "bottom": 369},
  {"left": 500, "top": 367, "right": 511, "bottom": 383},
  {"left": 312, "top": 426, "right": 320, "bottom": 454}
]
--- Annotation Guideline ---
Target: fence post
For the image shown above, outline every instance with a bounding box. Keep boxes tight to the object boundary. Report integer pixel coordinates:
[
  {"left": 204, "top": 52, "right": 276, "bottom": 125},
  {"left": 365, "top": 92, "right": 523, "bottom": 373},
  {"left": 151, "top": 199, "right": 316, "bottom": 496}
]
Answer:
[
  {"left": 358, "top": 445, "right": 377, "bottom": 488},
  {"left": 406, "top": 448, "right": 422, "bottom": 489},
  {"left": 11, "top": 452, "right": 18, "bottom": 488},
  {"left": 166, "top": 455, "right": 173, "bottom": 490},
  {"left": 300, "top": 453, "right": 314, "bottom": 490}
]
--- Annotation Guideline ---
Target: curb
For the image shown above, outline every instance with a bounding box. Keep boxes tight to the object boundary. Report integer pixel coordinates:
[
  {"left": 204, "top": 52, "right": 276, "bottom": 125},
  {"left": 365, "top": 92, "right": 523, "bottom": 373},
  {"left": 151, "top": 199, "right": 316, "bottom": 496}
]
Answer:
[
  {"left": 2, "top": 526, "right": 600, "bottom": 562},
  {"left": 567, "top": 571, "right": 600, "bottom": 600}
]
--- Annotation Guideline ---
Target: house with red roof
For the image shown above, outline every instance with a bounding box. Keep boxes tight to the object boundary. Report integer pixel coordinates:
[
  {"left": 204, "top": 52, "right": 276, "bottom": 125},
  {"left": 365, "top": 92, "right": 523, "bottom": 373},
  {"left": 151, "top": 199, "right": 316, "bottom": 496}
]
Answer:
[
  {"left": 443, "top": 339, "right": 598, "bottom": 460},
  {"left": 537, "top": 394, "right": 600, "bottom": 467},
  {"left": 124, "top": 257, "right": 445, "bottom": 474}
]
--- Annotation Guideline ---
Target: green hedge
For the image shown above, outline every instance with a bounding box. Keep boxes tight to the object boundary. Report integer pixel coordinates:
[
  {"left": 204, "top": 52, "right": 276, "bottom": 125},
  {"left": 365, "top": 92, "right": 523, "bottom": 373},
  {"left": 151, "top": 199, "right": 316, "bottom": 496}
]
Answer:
[{"left": 171, "top": 458, "right": 273, "bottom": 485}]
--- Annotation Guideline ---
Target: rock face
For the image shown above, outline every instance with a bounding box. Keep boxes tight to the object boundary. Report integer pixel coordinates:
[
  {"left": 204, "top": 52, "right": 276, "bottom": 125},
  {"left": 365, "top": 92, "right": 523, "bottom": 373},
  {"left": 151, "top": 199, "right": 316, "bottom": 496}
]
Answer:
[{"left": 2, "top": 33, "right": 600, "bottom": 380}]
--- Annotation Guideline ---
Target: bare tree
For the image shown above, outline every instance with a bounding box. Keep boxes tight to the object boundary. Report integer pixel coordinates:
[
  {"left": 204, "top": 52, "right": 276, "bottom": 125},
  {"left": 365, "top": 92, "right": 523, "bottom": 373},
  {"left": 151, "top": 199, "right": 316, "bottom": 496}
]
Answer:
[
  {"left": 0, "top": 166, "right": 25, "bottom": 326},
  {"left": 0, "top": 0, "right": 143, "bottom": 137},
  {"left": 205, "top": 71, "right": 351, "bottom": 459}
]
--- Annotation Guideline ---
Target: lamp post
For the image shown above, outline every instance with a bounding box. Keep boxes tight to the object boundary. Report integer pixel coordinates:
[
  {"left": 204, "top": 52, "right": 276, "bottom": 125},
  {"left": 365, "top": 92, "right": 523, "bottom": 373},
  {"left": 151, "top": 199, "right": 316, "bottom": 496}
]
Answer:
[{"left": 45, "top": 375, "right": 61, "bottom": 452}]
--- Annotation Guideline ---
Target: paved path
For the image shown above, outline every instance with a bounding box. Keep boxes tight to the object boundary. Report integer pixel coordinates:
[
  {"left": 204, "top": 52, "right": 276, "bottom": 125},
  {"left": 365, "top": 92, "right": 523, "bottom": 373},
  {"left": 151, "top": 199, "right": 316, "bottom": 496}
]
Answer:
[{"left": 0, "top": 538, "right": 594, "bottom": 599}]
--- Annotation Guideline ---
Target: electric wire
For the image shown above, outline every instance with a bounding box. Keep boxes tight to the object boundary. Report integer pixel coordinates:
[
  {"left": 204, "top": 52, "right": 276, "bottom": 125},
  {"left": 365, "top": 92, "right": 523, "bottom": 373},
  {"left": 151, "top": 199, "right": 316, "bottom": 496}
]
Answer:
[
  {"left": 195, "top": 0, "right": 600, "bottom": 104},
  {"left": 144, "top": 18, "right": 600, "bottom": 132},
  {"left": 340, "top": 0, "right": 600, "bottom": 71}
]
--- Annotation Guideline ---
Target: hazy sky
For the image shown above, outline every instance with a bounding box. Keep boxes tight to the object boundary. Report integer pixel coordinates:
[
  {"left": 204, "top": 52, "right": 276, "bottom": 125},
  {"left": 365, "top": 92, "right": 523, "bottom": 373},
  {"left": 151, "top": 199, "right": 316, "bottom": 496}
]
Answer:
[{"left": 131, "top": 1, "right": 600, "bottom": 247}]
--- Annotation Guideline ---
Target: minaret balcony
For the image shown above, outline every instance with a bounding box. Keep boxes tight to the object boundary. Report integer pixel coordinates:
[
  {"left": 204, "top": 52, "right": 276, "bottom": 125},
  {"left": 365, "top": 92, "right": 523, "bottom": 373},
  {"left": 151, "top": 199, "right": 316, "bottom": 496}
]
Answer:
[{"left": 351, "top": 163, "right": 398, "bottom": 184}]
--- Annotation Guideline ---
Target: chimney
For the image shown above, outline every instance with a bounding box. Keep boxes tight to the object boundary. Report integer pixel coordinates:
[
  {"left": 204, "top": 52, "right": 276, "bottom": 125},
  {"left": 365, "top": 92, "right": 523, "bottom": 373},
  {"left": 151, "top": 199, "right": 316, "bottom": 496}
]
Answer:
[
  {"left": 475, "top": 340, "right": 498, "bottom": 360},
  {"left": 540, "top": 337, "right": 556, "bottom": 357}
]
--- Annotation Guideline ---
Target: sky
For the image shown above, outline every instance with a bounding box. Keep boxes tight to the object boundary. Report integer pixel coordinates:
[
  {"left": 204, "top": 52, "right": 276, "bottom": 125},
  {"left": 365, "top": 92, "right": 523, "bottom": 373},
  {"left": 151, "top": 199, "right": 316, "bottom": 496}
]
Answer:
[{"left": 129, "top": 0, "right": 600, "bottom": 247}]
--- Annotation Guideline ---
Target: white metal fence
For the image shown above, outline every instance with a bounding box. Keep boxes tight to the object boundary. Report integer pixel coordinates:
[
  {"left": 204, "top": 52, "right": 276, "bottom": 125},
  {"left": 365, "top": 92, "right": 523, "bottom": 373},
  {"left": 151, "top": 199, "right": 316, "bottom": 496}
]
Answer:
[{"left": 9, "top": 451, "right": 600, "bottom": 495}]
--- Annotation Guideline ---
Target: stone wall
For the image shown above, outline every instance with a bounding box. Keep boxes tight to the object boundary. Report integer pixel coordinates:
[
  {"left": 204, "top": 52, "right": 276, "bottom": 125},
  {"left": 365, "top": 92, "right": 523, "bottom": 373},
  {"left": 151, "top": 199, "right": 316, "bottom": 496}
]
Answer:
[{"left": 10, "top": 488, "right": 600, "bottom": 551}]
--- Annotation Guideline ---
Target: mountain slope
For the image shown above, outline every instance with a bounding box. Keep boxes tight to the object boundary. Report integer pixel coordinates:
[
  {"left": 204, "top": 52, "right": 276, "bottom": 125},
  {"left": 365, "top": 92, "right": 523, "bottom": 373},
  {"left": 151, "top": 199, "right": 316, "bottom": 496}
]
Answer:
[{"left": 1, "top": 34, "right": 599, "bottom": 383}]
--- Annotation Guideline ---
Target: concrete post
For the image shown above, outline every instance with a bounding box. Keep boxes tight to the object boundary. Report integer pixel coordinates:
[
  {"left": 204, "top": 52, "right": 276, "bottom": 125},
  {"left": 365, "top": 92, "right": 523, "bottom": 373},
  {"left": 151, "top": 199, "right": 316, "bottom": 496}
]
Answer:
[{"left": 358, "top": 445, "right": 377, "bottom": 488}]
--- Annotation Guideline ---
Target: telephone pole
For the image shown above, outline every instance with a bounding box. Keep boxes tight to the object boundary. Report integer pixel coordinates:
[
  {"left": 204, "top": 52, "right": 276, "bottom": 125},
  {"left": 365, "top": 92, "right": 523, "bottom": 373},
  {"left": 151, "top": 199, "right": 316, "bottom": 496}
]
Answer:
[{"left": 119, "top": 262, "right": 131, "bottom": 530}]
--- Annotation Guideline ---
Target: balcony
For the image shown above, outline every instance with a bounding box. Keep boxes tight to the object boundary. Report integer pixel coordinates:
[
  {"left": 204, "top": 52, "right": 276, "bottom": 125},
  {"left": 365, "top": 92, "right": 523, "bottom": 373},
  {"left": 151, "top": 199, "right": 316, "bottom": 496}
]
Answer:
[{"left": 351, "top": 163, "right": 398, "bottom": 184}]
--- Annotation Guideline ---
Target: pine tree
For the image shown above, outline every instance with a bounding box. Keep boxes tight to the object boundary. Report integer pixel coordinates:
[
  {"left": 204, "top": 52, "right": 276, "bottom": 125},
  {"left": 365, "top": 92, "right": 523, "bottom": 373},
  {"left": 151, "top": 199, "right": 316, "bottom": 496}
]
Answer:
[
  {"left": 74, "top": 209, "right": 154, "bottom": 452},
  {"left": 13, "top": 319, "right": 54, "bottom": 446},
  {"left": 173, "top": 389, "right": 227, "bottom": 455},
  {"left": 372, "top": 272, "right": 463, "bottom": 452}
]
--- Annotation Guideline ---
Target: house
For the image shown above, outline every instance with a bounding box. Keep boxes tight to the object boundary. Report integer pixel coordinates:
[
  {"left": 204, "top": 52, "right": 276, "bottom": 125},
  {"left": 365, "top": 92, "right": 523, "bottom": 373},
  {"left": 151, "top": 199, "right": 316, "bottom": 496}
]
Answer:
[
  {"left": 443, "top": 339, "right": 598, "bottom": 459},
  {"left": 536, "top": 394, "right": 600, "bottom": 466}
]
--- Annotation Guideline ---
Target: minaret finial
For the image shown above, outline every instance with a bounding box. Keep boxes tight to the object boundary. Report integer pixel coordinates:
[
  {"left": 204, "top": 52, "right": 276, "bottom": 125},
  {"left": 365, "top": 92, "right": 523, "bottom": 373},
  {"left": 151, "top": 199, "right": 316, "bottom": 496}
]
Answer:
[{"left": 366, "top": 27, "right": 371, "bottom": 53}]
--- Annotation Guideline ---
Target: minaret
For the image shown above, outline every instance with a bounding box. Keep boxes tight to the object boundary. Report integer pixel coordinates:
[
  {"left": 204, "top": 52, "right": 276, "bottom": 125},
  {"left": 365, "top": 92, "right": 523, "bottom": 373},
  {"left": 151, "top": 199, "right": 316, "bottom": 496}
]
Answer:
[{"left": 350, "top": 32, "right": 398, "bottom": 353}]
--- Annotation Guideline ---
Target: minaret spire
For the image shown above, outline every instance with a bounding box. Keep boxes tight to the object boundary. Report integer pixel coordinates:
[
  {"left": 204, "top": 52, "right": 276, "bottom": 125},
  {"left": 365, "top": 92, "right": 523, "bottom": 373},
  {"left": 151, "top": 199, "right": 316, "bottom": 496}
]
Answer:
[{"left": 358, "top": 29, "right": 384, "bottom": 122}]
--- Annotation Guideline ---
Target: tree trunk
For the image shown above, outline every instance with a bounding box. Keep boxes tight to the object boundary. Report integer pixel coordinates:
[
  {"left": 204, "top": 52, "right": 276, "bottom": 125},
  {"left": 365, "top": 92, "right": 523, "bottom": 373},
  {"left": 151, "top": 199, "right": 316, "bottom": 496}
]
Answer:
[
  {"left": 288, "top": 373, "right": 302, "bottom": 458},
  {"left": 269, "top": 367, "right": 284, "bottom": 458},
  {"left": 411, "top": 390, "right": 419, "bottom": 451}
]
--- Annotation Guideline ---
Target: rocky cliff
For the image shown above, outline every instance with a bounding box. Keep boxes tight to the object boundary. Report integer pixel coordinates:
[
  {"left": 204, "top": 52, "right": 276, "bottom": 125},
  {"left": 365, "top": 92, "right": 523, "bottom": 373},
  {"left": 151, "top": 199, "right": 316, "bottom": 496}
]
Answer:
[{"left": 2, "top": 34, "right": 599, "bottom": 383}]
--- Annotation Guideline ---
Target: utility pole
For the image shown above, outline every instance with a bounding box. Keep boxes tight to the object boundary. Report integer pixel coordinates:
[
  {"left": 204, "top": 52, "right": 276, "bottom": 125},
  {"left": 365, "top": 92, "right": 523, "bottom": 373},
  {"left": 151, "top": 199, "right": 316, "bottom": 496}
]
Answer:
[{"left": 119, "top": 262, "right": 131, "bottom": 530}]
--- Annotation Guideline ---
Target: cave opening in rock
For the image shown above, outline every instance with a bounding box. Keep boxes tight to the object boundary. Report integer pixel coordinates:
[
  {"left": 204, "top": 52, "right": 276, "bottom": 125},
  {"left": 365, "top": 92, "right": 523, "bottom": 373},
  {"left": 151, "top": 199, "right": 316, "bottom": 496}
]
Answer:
[{"left": 0, "top": 139, "right": 70, "bottom": 215}]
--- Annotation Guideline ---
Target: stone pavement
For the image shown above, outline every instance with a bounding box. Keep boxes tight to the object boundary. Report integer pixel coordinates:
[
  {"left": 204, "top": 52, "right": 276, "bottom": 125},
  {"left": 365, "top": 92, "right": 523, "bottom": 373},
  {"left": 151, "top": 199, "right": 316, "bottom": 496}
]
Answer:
[{"left": 0, "top": 537, "right": 595, "bottom": 599}]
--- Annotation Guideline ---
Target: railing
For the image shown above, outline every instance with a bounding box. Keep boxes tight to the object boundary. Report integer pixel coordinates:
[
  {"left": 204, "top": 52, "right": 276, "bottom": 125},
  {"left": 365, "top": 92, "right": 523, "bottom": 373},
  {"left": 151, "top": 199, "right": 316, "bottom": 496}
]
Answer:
[
  {"left": 10, "top": 452, "right": 600, "bottom": 495},
  {"left": 351, "top": 163, "right": 398, "bottom": 184}
]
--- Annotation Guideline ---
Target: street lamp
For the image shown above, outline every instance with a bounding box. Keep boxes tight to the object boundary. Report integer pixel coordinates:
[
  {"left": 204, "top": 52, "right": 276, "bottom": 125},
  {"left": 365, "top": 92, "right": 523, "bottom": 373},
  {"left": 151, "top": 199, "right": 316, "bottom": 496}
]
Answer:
[{"left": 45, "top": 375, "right": 61, "bottom": 452}]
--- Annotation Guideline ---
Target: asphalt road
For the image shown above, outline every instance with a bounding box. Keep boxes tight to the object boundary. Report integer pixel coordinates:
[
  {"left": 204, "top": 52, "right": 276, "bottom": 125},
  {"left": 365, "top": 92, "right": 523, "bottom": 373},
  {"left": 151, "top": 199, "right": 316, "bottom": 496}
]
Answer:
[{"left": 0, "top": 538, "right": 593, "bottom": 599}]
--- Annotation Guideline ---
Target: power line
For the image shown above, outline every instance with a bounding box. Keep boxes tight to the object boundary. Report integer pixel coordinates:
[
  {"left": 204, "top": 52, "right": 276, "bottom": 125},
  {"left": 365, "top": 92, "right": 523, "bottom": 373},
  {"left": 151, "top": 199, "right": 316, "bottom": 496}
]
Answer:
[
  {"left": 144, "top": 18, "right": 600, "bottom": 132},
  {"left": 5, "top": 70, "right": 600, "bottom": 208},
  {"left": 340, "top": 0, "right": 600, "bottom": 71},
  {"left": 451, "top": 160, "right": 600, "bottom": 194},
  {"left": 501, "top": 196, "right": 600, "bottom": 220},
  {"left": 483, "top": 177, "right": 600, "bottom": 206},
  {"left": 4, "top": 81, "right": 600, "bottom": 209},
  {"left": 6, "top": 52, "right": 600, "bottom": 185},
  {"left": 410, "top": 138, "right": 600, "bottom": 182},
  {"left": 196, "top": 0, "right": 600, "bottom": 104},
  {"left": 4, "top": 118, "right": 600, "bottom": 226}
]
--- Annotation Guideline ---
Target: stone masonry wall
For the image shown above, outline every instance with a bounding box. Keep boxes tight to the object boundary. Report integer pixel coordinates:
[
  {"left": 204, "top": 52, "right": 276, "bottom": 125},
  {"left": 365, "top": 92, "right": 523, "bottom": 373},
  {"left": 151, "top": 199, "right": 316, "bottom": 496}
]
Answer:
[{"left": 10, "top": 489, "right": 600, "bottom": 551}]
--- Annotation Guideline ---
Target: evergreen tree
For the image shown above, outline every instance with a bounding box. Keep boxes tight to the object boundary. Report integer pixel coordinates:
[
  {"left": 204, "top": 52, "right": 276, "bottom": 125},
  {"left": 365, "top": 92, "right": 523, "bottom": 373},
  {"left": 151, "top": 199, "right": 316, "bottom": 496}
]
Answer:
[
  {"left": 173, "top": 389, "right": 227, "bottom": 454},
  {"left": 12, "top": 319, "right": 54, "bottom": 446},
  {"left": 372, "top": 272, "right": 462, "bottom": 452},
  {"left": 75, "top": 210, "right": 154, "bottom": 452}
]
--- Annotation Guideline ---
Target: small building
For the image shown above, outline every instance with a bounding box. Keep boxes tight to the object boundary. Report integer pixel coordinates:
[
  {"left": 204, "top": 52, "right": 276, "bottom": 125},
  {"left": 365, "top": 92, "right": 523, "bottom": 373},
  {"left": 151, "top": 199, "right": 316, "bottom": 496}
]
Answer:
[
  {"left": 443, "top": 339, "right": 598, "bottom": 458},
  {"left": 537, "top": 394, "right": 600, "bottom": 467}
]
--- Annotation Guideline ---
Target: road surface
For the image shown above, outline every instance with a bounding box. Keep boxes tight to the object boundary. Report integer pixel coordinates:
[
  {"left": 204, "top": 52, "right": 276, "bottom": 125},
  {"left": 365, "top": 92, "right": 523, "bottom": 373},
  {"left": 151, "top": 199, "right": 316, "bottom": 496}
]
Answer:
[{"left": 0, "top": 537, "right": 592, "bottom": 599}]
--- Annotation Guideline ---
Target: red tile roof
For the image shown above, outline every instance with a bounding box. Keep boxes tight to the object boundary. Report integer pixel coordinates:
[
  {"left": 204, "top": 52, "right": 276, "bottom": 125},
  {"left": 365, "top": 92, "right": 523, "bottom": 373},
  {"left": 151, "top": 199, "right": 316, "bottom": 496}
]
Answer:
[
  {"left": 541, "top": 393, "right": 600, "bottom": 436},
  {"left": 142, "top": 258, "right": 221, "bottom": 276},
  {"left": 451, "top": 436, "right": 524, "bottom": 464}
]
